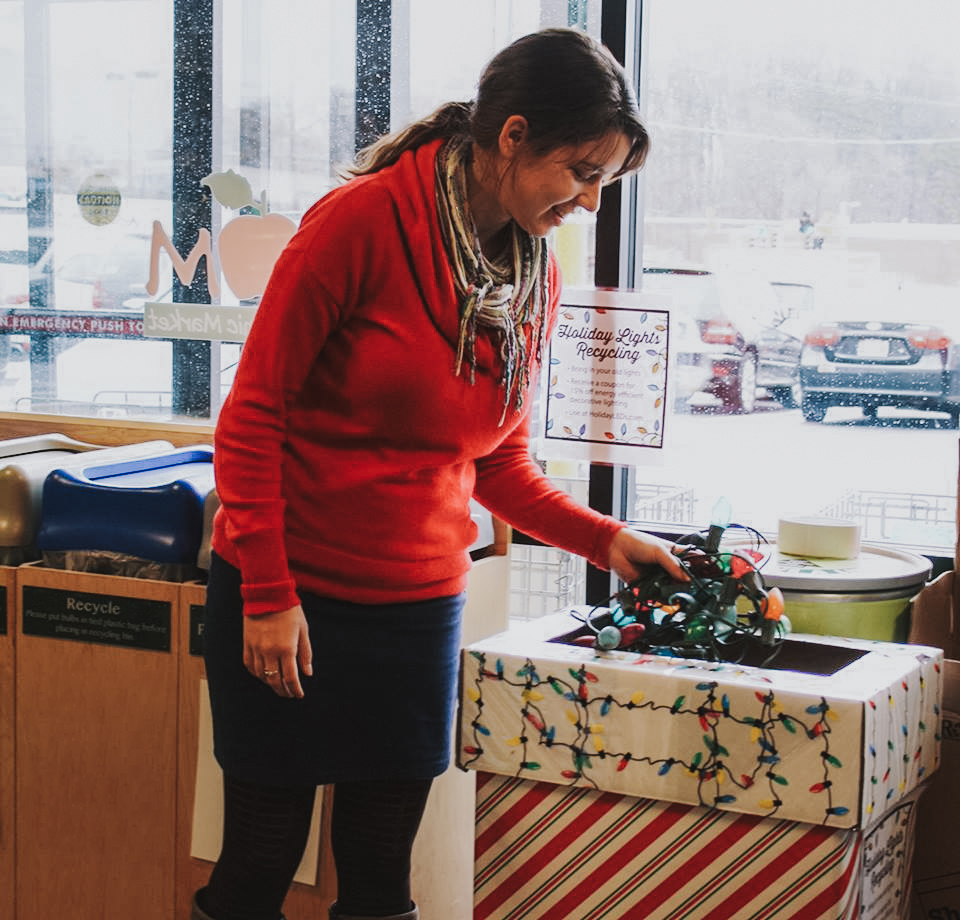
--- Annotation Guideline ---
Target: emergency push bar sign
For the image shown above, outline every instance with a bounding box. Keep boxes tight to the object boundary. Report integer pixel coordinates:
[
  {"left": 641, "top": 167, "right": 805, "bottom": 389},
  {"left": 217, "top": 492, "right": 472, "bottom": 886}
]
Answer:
[{"left": 539, "top": 288, "right": 670, "bottom": 461}]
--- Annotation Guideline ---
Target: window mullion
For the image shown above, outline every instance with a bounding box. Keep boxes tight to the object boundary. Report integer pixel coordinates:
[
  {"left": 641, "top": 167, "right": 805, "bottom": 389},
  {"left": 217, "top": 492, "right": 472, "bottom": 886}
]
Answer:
[{"left": 172, "top": 0, "right": 216, "bottom": 417}]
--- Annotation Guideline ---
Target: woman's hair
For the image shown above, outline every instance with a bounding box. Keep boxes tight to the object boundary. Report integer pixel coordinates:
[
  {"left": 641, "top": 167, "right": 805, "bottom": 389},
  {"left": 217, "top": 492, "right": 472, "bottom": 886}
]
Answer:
[{"left": 345, "top": 28, "right": 648, "bottom": 178}]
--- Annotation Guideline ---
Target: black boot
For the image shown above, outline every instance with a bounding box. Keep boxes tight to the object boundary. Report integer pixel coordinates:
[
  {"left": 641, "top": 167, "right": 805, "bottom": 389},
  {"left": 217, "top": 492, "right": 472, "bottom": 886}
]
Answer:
[
  {"left": 191, "top": 892, "right": 216, "bottom": 920},
  {"left": 328, "top": 901, "right": 419, "bottom": 920},
  {"left": 192, "top": 889, "right": 287, "bottom": 920}
]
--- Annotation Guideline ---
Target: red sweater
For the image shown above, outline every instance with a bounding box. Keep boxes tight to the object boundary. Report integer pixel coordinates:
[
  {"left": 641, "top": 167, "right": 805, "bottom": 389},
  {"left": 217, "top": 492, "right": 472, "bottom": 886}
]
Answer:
[{"left": 212, "top": 139, "right": 626, "bottom": 614}]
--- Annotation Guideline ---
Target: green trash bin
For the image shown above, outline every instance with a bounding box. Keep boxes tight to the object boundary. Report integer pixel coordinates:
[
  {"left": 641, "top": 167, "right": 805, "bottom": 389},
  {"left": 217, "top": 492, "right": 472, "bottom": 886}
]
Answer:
[{"left": 739, "top": 542, "right": 932, "bottom": 643}]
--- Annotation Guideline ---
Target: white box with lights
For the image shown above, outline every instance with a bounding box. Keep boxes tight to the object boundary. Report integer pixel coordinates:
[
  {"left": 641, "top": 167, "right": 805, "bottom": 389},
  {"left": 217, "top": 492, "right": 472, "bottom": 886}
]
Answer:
[
  {"left": 459, "top": 612, "right": 942, "bottom": 919},
  {"left": 458, "top": 611, "right": 940, "bottom": 828}
]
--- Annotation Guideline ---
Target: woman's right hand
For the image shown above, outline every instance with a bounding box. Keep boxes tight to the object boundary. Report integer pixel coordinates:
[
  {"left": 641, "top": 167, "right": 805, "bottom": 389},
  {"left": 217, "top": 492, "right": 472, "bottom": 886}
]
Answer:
[{"left": 243, "top": 604, "right": 314, "bottom": 698}]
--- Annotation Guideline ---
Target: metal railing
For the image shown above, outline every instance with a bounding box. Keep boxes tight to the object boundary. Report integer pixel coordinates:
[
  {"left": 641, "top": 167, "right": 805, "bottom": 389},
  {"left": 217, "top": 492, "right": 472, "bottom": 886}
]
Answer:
[{"left": 819, "top": 489, "right": 956, "bottom": 551}]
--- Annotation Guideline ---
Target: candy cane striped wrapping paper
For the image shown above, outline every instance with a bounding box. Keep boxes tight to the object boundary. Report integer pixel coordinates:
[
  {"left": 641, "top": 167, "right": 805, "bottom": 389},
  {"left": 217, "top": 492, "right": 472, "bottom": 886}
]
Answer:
[{"left": 474, "top": 772, "right": 920, "bottom": 920}]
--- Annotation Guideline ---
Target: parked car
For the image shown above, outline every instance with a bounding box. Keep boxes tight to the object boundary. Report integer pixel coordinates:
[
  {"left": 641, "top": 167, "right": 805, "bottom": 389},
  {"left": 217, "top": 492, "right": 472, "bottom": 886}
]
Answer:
[
  {"left": 799, "top": 313, "right": 960, "bottom": 426},
  {"left": 0, "top": 233, "right": 152, "bottom": 312},
  {"left": 643, "top": 267, "right": 806, "bottom": 413}
]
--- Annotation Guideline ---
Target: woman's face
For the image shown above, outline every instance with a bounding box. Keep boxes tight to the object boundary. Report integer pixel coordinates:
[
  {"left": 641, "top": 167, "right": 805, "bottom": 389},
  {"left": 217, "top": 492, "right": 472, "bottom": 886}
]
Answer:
[{"left": 500, "top": 129, "right": 634, "bottom": 238}]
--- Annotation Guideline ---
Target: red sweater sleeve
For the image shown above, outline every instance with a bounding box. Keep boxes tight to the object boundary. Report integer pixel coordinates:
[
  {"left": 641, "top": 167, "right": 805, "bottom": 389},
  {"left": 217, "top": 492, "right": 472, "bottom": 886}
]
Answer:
[{"left": 472, "top": 409, "right": 626, "bottom": 571}]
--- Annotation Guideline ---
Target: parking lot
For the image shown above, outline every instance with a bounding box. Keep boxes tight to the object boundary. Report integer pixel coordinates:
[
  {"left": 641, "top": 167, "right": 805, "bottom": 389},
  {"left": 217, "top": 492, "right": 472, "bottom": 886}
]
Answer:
[
  {"left": 0, "top": 324, "right": 953, "bottom": 555},
  {"left": 629, "top": 396, "right": 958, "bottom": 553}
]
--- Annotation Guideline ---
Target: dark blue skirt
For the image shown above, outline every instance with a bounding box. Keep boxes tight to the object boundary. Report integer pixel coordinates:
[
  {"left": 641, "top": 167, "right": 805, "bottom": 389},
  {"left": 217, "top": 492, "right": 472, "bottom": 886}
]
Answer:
[{"left": 203, "top": 553, "right": 465, "bottom": 787}]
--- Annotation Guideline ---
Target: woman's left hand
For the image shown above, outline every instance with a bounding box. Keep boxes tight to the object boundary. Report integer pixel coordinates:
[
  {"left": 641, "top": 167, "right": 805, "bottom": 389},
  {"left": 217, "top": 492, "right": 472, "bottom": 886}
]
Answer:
[{"left": 607, "top": 527, "right": 688, "bottom": 585}]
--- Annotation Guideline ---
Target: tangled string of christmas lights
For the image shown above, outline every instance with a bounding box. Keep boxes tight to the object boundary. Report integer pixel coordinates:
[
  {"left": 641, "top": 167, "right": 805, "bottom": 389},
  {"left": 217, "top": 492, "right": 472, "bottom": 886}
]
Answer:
[{"left": 574, "top": 523, "right": 789, "bottom": 666}]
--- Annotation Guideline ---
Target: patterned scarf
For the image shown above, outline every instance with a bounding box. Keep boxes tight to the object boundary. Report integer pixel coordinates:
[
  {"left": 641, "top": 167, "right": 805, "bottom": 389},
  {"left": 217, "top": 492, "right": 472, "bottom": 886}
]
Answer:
[{"left": 434, "top": 136, "right": 549, "bottom": 424}]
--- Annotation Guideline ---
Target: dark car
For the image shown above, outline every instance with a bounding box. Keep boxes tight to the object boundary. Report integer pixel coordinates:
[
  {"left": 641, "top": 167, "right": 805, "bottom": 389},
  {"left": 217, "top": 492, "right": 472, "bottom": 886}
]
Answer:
[
  {"left": 799, "top": 316, "right": 960, "bottom": 426},
  {"left": 643, "top": 267, "right": 806, "bottom": 413}
]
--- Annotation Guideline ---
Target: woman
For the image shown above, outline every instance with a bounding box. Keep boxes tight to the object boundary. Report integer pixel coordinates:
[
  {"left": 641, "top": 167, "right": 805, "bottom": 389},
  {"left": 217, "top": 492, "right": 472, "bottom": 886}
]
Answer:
[{"left": 196, "top": 27, "right": 686, "bottom": 920}]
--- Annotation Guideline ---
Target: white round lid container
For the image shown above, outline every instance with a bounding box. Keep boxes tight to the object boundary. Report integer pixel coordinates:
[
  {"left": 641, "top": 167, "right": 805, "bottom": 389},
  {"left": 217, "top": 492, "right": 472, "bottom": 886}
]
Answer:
[{"left": 725, "top": 541, "right": 932, "bottom": 593}]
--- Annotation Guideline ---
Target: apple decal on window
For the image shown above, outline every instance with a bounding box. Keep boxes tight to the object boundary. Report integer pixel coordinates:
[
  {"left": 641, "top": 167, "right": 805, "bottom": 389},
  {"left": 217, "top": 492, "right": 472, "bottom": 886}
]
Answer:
[{"left": 201, "top": 169, "right": 297, "bottom": 301}]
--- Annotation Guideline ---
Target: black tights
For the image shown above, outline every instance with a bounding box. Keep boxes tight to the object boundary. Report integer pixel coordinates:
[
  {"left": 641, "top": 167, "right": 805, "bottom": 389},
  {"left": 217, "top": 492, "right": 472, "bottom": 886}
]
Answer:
[{"left": 199, "top": 774, "right": 432, "bottom": 920}]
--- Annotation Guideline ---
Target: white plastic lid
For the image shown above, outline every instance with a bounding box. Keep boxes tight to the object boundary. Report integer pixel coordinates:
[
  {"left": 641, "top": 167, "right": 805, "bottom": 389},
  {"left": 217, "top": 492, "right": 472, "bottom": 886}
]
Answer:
[{"left": 727, "top": 540, "right": 931, "bottom": 592}]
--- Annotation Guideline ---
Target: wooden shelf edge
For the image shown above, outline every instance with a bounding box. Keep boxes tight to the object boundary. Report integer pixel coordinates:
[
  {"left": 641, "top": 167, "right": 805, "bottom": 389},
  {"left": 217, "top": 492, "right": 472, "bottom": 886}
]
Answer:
[{"left": 0, "top": 412, "right": 215, "bottom": 449}]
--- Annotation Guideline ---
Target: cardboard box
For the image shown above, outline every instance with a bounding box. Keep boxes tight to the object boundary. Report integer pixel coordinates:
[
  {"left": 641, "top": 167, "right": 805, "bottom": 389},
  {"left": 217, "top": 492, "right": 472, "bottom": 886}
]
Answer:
[
  {"left": 473, "top": 771, "right": 921, "bottom": 920},
  {"left": 458, "top": 611, "right": 942, "bottom": 829},
  {"left": 905, "top": 436, "right": 960, "bottom": 918},
  {"left": 909, "top": 567, "right": 960, "bottom": 918},
  {"left": 910, "top": 659, "right": 960, "bottom": 918}
]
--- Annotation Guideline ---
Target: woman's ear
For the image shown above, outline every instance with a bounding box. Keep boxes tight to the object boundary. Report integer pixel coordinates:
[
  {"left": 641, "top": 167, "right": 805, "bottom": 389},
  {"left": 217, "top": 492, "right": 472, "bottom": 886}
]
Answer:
[{"left": 498, "top": 115, "right": 529, "bottom": 159}]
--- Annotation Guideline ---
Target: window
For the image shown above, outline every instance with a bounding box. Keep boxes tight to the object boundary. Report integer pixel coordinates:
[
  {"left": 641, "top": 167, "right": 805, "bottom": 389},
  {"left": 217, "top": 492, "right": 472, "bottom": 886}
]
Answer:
[
  {"left": 1, "top": 0, "right": 585, "bottom": 423},
  {"left": 1, "top": 0, "right": 175, "bottom": 416},
  {"left": 1, "top": 1, "right": 955, "bottom": 560},
  {"left": 629, "top": 0, "right": 960, "bottom": 555}
]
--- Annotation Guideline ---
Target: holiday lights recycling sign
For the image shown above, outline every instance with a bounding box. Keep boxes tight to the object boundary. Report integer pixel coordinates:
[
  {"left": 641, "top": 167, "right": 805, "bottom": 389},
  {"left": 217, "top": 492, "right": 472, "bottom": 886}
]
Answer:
[{"left": 540, "top": 289, "right": 669, "bottom": 460}]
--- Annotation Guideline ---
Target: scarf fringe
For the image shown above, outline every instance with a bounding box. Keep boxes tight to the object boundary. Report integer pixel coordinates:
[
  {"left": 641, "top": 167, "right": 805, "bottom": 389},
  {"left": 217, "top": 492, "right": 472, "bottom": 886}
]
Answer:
[{"left": 435, "top": 137, "right": 549, "bottom": 422}]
